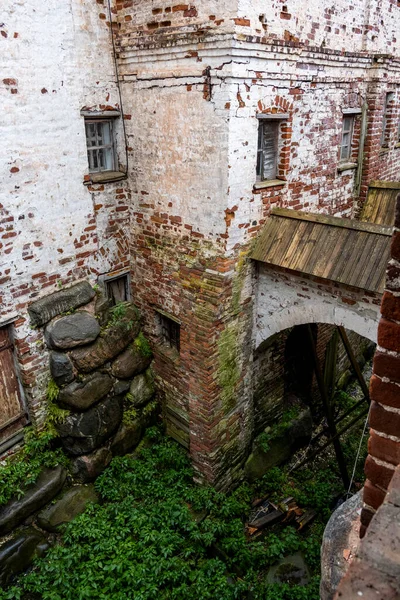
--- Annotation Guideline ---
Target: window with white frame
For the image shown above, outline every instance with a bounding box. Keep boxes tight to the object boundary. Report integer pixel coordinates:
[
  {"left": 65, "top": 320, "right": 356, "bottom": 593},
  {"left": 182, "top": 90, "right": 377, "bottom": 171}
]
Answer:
[
  {"left": 339, "top": 116, "right": 355, "bottom": 161},
  {"left": 85, "top": 119, "right": 116, "bottom": 173}
]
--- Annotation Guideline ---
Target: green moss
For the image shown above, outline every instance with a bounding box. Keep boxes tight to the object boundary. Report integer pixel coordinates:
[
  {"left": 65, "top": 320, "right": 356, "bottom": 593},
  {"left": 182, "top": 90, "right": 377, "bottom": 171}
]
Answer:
[
  {"left": 0, "top": 428, "right": 68, "bottom": 507},
  {"left": 218, "top": 324, "right": 240, "bottom": 412},
  {"left": 256, "top": 407, "right": 301, "bottom": 454},
  {"left": 123, "top": 407, "right": 138, "bottom": 426},
  {"left": 45, "top": 379, "right": 69, "bottom": 436},
  {"left": 134, "top": 332, "right": 153, "bottom": 358},
  {"left": 142, "top": 399, "right": 158, "bottom": 417},
  {"left": 231, "top": 250, "right": 249, "bottom": 314}
]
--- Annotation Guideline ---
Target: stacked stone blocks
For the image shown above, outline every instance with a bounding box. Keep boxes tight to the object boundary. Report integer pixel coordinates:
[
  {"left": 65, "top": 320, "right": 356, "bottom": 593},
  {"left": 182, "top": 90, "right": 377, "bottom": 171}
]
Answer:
[{"left": 0, "top": 281, "right": 158, "bottom": 585}]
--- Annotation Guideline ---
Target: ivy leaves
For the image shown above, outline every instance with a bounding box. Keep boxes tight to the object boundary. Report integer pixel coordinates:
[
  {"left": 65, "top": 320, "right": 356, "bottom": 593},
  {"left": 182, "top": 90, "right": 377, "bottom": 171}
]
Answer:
[{"left": 2, "top": 429, "right": 321, "bottom": 600}]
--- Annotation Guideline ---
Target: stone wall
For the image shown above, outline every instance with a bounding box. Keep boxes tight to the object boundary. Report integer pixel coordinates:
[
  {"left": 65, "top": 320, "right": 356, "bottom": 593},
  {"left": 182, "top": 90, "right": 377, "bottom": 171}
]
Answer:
[
  {"left": 2, "top": 0, "right": 400, "bottom": 486},
  {"left": 236, "top": 0, "right": 400, "bottom": 56},
  {"left": 334, "top": 466, "right": 400, "bottom": 599},
  {"left": 0, "top": 282, "right": 158, "bottom": 586},
  {"left": 29, "top": 283, "right": 158, "bottom": 479},
  {"left": 255, "top": 267, "right": 382, "bottom": 348}
]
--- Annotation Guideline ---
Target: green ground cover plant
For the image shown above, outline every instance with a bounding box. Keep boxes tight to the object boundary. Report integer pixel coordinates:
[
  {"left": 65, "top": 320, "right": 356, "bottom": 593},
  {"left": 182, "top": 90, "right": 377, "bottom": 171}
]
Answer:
[
  {"left": 0, "top": 366, "right": 369, "bottom": 600},
  {"left": 1, "top": 427, "right": 324, "bottom": 600},
  {"left": 0, "top": 428, "right": 68, "bottom": 507}
]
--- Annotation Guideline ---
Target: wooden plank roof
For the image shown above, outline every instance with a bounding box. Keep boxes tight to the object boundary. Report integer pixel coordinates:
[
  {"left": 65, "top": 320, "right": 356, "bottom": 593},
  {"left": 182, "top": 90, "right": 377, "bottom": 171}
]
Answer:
[
  {"left": 360, "top": 181, "right": 400, "bottom": 227},
  {"left": 250, "top": 208, "right": 392, "bottom": 293}
]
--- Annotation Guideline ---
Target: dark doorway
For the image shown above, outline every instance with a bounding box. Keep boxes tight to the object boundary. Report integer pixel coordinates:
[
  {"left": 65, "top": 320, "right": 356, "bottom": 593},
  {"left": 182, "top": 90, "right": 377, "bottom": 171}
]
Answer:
[{"left": 284, "top": 324, "right": 317, "bottom": 402}]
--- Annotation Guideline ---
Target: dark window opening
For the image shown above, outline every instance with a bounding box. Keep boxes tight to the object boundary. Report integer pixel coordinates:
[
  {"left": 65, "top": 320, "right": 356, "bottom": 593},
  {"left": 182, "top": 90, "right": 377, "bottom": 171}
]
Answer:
[
  {"left": 381, "top": 92, "right": 395, "bottom": 148},
  {"left": 256, "top": 120, "right": 279, "bottom": 181},
  {"left": 340, "top": 116, "right": 355, "bottom": 161},
  {"left": 105, "top": 274, "right": 129, "bottom": 306},
  {"left": 159, "top": 314, "right": 180, "bottom": 352}
]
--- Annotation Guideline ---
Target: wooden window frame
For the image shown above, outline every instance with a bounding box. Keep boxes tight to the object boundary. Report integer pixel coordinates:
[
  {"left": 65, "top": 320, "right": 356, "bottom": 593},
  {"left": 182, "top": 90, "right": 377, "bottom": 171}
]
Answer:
[
  {"left": 340, "top": 116, "right": 355, "bottom": 161},
  {"left": 0, "top": 324, "right": 28, "bottom": 450},
  {"left": 98, "top": 270, "right": 131, "bottom": 306},
  {"left": 381, "top": 92, "right": 395, "bottom": 148},
  {"left": 257, "top": 120, "right": 278, "bottom": 181},
  {"left": 84, "top": 118, "right": 116, "bottom": 174},
  {"left": 256, "top": 114, "right": 289, "bottom": 183}
]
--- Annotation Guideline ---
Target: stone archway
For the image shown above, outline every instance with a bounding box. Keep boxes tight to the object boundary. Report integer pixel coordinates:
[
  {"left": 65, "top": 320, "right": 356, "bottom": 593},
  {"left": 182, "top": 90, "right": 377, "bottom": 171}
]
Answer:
[{"left": 254, "top": 265, "right": 380, "bottom": 351}]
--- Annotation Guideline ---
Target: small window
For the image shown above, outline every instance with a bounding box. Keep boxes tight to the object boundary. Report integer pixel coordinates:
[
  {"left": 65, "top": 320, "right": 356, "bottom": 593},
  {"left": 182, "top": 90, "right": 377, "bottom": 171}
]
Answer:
[
  {"left": 340, "top": 116, "right": 354, "bottom": 161},
  {"left": 105, "top": 274, "right": 129, "bottom": 306},
  {"left": 381, "top": 92, "right": 395, "bottom": 148},
  {"left": 256, "top": 120, "right": 279, "bottom": 181},
  {"left": 159, "top": 313, "right": 180, "bottom": 352},
  {"left": 85, "top": 119, "right": 116, "bottom": 173}
]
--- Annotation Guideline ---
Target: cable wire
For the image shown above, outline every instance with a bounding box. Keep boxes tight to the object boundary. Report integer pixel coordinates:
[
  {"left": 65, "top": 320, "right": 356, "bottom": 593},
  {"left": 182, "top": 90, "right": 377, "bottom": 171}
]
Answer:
[
  {"left": 346, "top": 405, "right": 371, "bottom": 499},
  {"left": 107, "top": 0, "right": 129, "bottom": 175}
]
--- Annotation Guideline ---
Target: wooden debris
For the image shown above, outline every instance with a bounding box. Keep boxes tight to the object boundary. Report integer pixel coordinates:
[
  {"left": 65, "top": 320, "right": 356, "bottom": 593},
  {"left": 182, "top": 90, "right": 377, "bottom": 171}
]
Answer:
[{"left": 246, "top": 496, "right": 316, "bottom": 537}]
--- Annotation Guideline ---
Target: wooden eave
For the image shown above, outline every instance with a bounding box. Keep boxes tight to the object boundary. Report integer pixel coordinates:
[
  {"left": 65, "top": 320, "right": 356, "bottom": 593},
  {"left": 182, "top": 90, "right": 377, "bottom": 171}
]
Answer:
[
  {"left": 361, "top": 181, "right": 400, "bottom": 227},
  {"left": 250, "top": 207, "right": 392, "bottom": 294}
]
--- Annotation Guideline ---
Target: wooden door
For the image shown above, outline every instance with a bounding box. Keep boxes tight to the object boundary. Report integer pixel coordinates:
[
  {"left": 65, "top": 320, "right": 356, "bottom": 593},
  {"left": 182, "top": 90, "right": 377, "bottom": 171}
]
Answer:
[{"left": 0, "top": 327, "right": 26, "bottom": 445}]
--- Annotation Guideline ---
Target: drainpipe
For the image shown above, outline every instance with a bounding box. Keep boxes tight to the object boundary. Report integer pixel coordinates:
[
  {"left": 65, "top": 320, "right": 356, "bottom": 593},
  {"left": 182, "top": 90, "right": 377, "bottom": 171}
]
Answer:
[{"left": 355, "top": 101, "right": 368, "bottom": 200}]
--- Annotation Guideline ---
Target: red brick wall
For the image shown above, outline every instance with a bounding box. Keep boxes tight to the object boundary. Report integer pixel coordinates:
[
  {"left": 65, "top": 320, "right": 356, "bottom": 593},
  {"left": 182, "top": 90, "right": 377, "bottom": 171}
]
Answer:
[
  {"left": 359, "top": 83, "right": 400, "bottom": 207},
  {"left": 361, "top": 195, "right": 400, "bottom": 536}
]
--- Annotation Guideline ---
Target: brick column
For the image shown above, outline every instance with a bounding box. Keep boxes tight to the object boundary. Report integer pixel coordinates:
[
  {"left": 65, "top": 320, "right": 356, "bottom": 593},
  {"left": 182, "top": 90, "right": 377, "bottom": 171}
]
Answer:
[{"left": 361, "top": 195, "right": 400, "bottom": 537}]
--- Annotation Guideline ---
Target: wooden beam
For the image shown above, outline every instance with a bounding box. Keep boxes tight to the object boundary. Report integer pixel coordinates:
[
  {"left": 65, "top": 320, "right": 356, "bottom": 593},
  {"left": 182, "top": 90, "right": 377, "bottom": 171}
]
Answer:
[
  {"left": 271, "top": 207, "right": 392, "bottom": 236},
  {"left": 338, "top": 326, "right": 370, "bottom": 405},
  {"left": 369, "top": 180, "right": 400, "bottom": 190},
  {"left": 306, "top": 325, "right": 350, "bottom": 489},
  {"left": 292, "top": 407, "right": 369, "bottom": 473}
]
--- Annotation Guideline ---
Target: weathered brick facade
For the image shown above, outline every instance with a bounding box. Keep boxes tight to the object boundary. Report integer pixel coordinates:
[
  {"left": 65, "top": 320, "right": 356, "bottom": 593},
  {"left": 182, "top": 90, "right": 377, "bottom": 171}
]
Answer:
[
  {"left": 1, "top": 0, "right": 400, "bottom": 484},
  {"left": 361, "top": 198, "right": 400, "bottom": 535}
]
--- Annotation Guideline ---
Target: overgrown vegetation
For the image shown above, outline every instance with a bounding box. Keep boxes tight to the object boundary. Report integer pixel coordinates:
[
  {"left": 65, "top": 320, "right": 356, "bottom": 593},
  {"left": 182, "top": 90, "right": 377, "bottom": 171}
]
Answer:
[
  {"left": 0, "top": 364, "right": 370, "bottom": 599},
  {"left": 45, "top": 379, "right": 70, "bottom": 436},
  {"left": 0, "top": 378, "right": 70, "bottom": 507},
  {"left": 0, "top": 428, "right": 68, "bottom": 508},
  {"left": 1, "top": 427, "right": 331, "bottom": 600},
  {"left": 108, "top": 301, "right": 138, "bottom": 331},
  {"left": 134, "top": 331, "right": 153, "bottom": 358}
]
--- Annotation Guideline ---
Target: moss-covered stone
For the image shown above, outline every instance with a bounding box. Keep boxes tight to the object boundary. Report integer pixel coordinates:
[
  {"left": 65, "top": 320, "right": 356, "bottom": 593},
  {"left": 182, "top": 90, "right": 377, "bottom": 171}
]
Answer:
[
  {"left": 128, "top": 368, "right": 155, "bottom": 408},
  {"left": 37, "top": 485, "right": 98, "bottom": 532},
  {"left": 244, "top": 409, "right": 313, "bottom": 482},
  {"left": 0, "top": 528, "right": 49, "bottom": 586}
]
